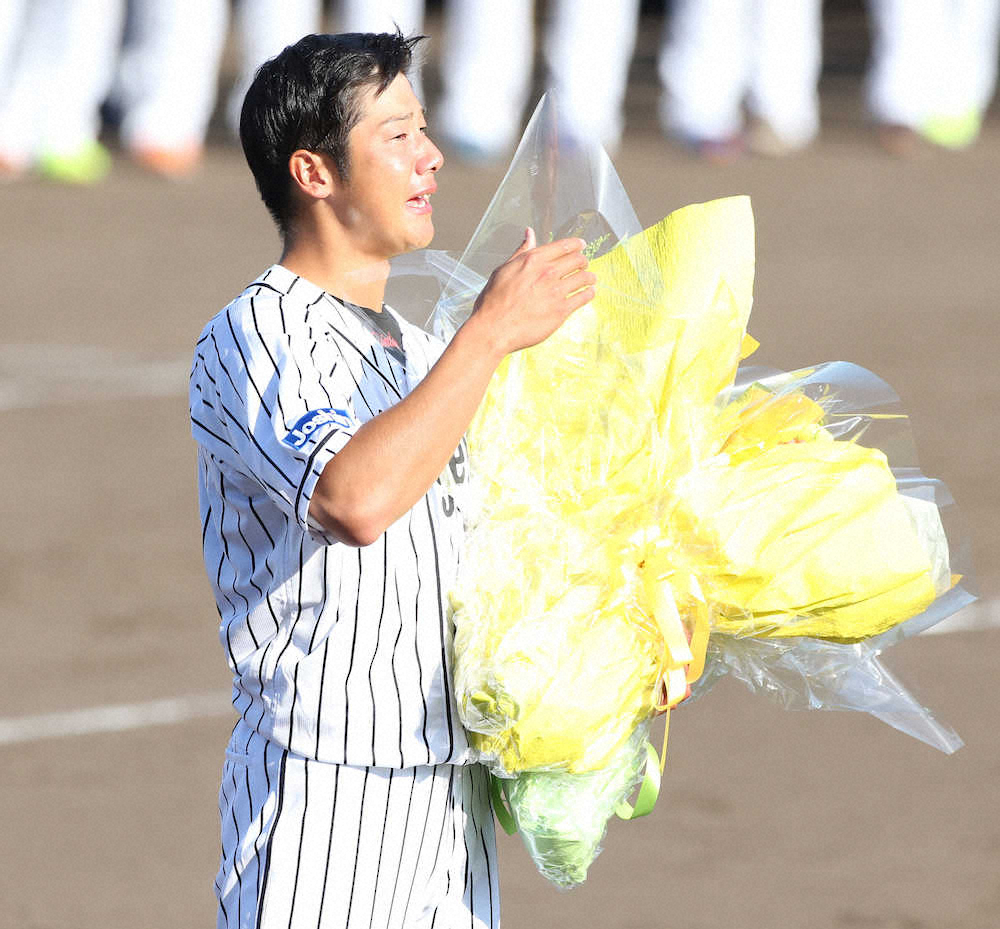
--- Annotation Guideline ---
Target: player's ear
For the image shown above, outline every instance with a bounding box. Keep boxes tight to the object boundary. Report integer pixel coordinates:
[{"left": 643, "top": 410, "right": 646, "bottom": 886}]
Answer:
[{"left": 288, "top": 149, "right": 338, "bottom": 202}]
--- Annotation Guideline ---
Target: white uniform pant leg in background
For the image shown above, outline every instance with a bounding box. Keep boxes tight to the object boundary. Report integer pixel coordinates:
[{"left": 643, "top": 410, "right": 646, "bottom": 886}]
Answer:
[
  {"left": 543, "top": 0, "right": 641, "bottom": 152},
  {"left": 963, "top": 0, "right": 1000, "bottom": 113},
  {"left": 216, "top": 722, "right": 499, "bottom": 929},
  {"left": 937, "top": 0, "right": 1000, "bottom": 117},
  {"left": 0, "top": 0, "right": 30, "bottom": 93},
  {"left": 38, "top": 0, "right": 125, "bottom": 157},
  {"left": 866, "top": 0, "right": 945, "bottom": 127},
  {"left": 226, "top": 0, "right": 323, "bottom": 135},
  {"left": 746, "top": 0, "right": 822, "bottom": 146},
  {"left": 437, "top": 0, "right": 535, "bottom": 155},
  {"left": 658, "top": 0, "right": 752, "bottom": 141},
  {"left": 0, "top": 0, "right": 124, "bottom": 164},
  {"left": 117, "top": 0, "right": 228, "bottom": 152},
  {"left": 337, "top": 0, "right": 425, "bottom": 32},
  {"left": 338, "top": 0, "right": 427, "bottom": 99}
]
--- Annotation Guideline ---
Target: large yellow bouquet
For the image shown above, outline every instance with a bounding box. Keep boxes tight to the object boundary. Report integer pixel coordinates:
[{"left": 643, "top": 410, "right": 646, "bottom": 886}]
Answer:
[
  {"left": 452, "top": 193, "right": 956, "bottom": 779},
  {"left": 411, "top": 96, "right": 973, "bottom": 888}
]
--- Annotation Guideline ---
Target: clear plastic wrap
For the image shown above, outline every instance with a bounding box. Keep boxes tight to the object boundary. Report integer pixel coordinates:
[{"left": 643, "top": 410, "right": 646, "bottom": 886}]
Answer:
[
  {"left": 388, "top": 94, "right": 974, "bottom": 888},
  {"left": 689, "top": 361, "right": 974, "bottom": 754},
  {"left": 429, "top": 94, "right": 643, "bottom": 341}
]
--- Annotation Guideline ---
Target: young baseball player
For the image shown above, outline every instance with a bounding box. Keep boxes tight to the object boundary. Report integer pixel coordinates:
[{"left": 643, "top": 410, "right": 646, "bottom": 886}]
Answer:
[{"left": 189, "top": 31, "right": 595, "bottom": 929}]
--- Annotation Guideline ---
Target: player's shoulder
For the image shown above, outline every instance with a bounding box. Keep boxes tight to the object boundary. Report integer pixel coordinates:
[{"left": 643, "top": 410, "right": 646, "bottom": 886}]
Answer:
[{"left": 198, "top": 265, "right": 327, "bottom": 346}]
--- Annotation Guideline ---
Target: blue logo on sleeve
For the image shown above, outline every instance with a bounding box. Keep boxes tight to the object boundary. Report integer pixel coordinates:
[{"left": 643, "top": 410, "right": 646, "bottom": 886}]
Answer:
[{"left": 283, "top": 408, "right": 354, "bottom": 449}]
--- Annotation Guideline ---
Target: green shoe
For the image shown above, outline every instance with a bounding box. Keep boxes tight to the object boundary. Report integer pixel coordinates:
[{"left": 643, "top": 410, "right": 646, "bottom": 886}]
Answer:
[
  {"left": 37, "top": 141, "right": 111, "bottom": 184},
  {"left": 921, "top": 110, "right": 982, "bottom": 150}
]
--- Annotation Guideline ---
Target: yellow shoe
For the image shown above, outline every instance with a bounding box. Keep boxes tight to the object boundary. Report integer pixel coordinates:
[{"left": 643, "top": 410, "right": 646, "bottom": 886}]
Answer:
[
  {"left": 921, "top": 110, "right": 982, "bottom": 150},
  {"left": 37, "top": 141, "right": 111, "bottom": 184}
]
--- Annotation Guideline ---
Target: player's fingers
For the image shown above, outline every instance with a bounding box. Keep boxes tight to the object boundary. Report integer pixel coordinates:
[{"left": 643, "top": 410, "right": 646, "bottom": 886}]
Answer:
[
  {"left": 549, "top": 250, "right": 591, "bottom": 281},
  {"left": 560, "top": 270, "right": 597, "bottom": 294},
  {"left": 529, "top": 236, "right": 587, "bottom": 260},
  {"left": 509, "top": 227, "right": 536, "bottom": 259},
  {"left": 563, "top": 283, "right": 596, "bottom": 312}
]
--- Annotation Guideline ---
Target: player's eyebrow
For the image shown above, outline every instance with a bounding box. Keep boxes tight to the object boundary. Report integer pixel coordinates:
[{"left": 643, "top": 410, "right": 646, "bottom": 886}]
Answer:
[{"left": 379, "top": 108, "right": 428, "bottom": 127}]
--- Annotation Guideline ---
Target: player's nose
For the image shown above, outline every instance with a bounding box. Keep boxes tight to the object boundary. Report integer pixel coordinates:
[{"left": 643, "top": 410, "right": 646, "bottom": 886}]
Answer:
[{"left": 419, "top": 135, "right": 443, "bottom": 174}]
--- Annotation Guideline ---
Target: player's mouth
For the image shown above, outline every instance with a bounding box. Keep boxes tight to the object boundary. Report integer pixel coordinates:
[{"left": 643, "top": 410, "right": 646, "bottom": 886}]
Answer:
[{"left": 406, "top": 186, "right": 435, "bottom": 215}]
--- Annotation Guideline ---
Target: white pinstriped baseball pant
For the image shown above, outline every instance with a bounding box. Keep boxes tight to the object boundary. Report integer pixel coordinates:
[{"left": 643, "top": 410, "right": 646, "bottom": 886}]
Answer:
[{"left": 216, "top": 721, "right": 499, "bottom": 929}]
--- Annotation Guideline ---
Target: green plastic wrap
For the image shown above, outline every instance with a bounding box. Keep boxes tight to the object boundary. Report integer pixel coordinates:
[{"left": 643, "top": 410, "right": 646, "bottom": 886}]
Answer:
[{"left": 494, "top": 724, "right": 651, "bottom": 889}]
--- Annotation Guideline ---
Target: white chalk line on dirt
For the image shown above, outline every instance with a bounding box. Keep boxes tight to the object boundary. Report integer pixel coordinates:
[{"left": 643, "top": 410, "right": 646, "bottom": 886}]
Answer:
[
  {"left": 0, "top": 603, "right": 996, "bottom": 747},
  {"left": 0, "top": 343, "right": 189, "bottom": 411},
  {"left": 0, "top": 692, "right": 234, "bottom": 747}
]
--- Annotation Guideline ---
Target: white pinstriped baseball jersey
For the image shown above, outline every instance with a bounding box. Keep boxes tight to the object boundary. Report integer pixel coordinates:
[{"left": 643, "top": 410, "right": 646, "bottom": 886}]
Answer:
[{"left": 190, "top": 264, "right": 473, "bottom": 768}]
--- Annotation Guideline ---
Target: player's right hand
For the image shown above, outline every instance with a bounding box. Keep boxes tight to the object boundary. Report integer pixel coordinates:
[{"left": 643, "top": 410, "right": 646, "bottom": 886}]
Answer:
[{"left": 469, "top": 227, "right": 596, "bottom": 359}]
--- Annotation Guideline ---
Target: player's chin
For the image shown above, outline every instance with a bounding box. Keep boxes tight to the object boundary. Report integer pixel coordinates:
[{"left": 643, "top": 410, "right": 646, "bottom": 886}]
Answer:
[{"left": 406, "top": 218, "right": 435, "bottom": 251}]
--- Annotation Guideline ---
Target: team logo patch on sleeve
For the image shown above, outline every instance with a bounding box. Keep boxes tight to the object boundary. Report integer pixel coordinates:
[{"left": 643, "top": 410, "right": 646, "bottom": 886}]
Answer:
[{"left": 283, "top": 408, "right": 354, "bottom": 449}]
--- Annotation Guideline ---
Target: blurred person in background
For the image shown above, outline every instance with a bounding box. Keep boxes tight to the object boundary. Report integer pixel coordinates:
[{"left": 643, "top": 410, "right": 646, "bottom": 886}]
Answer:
[
  {"left": 0, "top": 0, "right": 24, "bottom": 96},
  {"left": 224, "top": 0, "right": 323, "bottom": 136},
  {"left": 0, "top": 0, "right": 227, "bottom": 181},
  {"left": 658, "top": 0, "right": 823, "bottom": 161},
  {"left": 0, "top": 0, "right": 124, "bottom": 182},
  {"left": 225, "top": 0, "right": 426, "bottom": 137},
  {"left": 114, "top": 0, "right": 311, "bottom": 177},
  {"left": 436, "top": 0, "right": 534, "bottom": 159},
  {"left": 113, "top": 0, "right": 426, "bottom": 177},
  {"left": 114, "top": 0, "right": 228, "bottom": 177},
  {"left": 866, "top": 0, "right": 1000, "bottom": 154},
  {"left": 436, "top": 0, "right": 641, "bottom": 160},
  {"left": 541, "top": 0, "right": 641, "bottom": 153},
  {"left": 337, "top": 0, "right": 427, "bottom": 97}
]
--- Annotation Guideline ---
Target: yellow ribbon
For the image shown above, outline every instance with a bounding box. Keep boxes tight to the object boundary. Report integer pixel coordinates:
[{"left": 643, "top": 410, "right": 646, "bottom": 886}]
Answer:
[
  {"left": 616, "top": 582, "right": 711, "bottom": 821},
  {"left": 650, "top": 582, "right": 709, "bottom": 715}
]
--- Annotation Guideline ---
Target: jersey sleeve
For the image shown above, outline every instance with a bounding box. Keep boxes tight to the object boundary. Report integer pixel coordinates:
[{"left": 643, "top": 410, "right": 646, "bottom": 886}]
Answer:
[{"left": 189, "top": 303, "right": 362, "bottom": 541}]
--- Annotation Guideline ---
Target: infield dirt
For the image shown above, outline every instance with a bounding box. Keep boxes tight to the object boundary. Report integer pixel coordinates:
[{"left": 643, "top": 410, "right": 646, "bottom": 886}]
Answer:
[{"left": 0, "top": 10, "right": 997, "bottom": 928}]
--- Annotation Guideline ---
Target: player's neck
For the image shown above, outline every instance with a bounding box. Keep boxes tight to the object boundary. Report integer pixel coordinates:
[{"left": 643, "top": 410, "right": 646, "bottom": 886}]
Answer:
[{"left": 280, "top": 222, "right": 389, "bottom": 311}]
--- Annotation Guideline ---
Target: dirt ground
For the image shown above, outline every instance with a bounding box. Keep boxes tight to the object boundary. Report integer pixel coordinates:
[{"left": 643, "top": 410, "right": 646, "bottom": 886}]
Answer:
[{"left": 1, "top": 10, "right": 998, "bottom": 929}]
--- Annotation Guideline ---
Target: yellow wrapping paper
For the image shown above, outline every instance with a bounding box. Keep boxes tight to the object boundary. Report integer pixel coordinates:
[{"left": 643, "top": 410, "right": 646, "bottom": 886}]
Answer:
[
  {"left": 452, "top": 196, "right": 944, "bottom": 776},
  {"left": 673, "top": 441, "right": 937, "bottom": 639}
]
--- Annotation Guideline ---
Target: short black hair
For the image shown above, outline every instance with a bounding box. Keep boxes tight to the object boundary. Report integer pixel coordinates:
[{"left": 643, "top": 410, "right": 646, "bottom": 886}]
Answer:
[{"left": 240, "top": 31, "right": 423, "bottom": 235}]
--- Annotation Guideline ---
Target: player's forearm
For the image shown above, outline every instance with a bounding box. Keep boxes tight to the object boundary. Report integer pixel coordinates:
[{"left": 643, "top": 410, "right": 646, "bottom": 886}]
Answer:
[
  {"left": 310, "top": 232, "right": 595, "bottom": 545},
  {"left": 308, "top": 312, "right": 502, "bottom": 545}
]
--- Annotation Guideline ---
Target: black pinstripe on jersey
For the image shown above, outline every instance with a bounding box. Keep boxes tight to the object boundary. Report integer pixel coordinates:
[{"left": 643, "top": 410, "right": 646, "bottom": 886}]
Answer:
[{"left": 191, "top": 264, "right": 472, "bottom": 769}]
